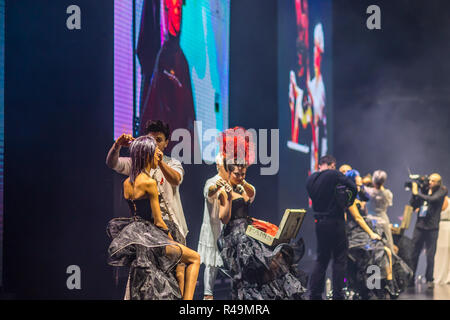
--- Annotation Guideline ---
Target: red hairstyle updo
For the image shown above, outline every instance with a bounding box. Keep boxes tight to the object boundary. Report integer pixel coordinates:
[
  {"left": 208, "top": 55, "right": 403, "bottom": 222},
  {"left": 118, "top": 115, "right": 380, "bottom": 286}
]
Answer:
[{"left": 218, "top": 127, "right": 256, "bottom": 171}]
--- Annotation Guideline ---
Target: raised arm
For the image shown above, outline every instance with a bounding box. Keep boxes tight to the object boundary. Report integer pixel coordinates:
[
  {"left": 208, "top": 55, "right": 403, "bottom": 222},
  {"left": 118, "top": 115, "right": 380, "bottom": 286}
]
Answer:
[
  {"left": 106, "top": 141, "right": 121, "bottom": 169},
  {"left": 242, "top": 180, "right": 256, "bottom": 202},
  {"left": 158, "top": 148, "right": 183, "bottom": 186},
  {"left": 218, "top": 188, "right": 232, "bottom": 225},
  {"left": 348, "top": 203, "right": 381, "bottom": 240},
  {"left": 106, "top": 134, "right": 134, "bottom": 175},
  {"left": 206, "top": 178, "right": 226, "bottom": 200},
  {"left": 414, "top": 185, "right": 448, "bottom": 203}
]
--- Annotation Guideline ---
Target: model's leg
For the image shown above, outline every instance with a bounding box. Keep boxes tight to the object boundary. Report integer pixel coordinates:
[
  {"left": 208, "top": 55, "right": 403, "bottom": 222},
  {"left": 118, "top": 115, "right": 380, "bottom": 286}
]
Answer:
[
  {"left": 124, "top": 272, "right": 131, "bottom": 300},
  {"left": 181, "top": 247, "right": 201, "bottom": 300},
  {"left": 381, "top": 215, "right": 395, "bottom": 252},
  {"left": 176, "top": 263, "right": 186, "bottom": 297},
  {"left": 167, "top": 244, "right": 200, "bottom": 300},
  {"left": 384, "top": 247, "right": 393, "bottom": 281}
]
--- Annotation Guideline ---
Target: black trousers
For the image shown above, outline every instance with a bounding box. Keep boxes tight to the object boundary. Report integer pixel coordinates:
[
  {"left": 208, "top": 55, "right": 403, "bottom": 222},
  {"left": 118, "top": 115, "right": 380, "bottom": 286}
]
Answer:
[
  {"left": 309, "top": 218, "right": 348, "bottom": 300},
  {"left": 410, "top": 227, "right": 439, "bottom": 282}
]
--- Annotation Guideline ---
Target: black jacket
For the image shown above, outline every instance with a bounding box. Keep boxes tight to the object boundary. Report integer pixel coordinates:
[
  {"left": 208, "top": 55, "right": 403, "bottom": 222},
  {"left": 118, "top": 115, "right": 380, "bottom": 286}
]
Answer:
[
  {"left": 415, "top": 185, "right": 448, "bottom": 230},
  {"left": 306, "top": 169, "right": 358, "bottom": 219}
]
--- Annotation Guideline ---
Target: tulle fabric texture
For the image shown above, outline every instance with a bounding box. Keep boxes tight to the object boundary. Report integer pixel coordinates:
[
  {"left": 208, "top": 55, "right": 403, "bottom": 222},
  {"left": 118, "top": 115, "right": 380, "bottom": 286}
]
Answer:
[
  {"left": 107, "top": 216, "right": 183, "bottom": 300},
  {"left": 217, "top": 199, "right": 307, "bottom": 300}
]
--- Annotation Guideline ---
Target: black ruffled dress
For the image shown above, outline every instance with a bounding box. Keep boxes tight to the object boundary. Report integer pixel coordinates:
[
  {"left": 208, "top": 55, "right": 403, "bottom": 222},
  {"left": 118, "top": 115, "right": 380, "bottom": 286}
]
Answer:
[
  {"left": 217, "top": 198, "right": 307, "bottom": 300},
  {"left": 107, "top": 198, "right": 182, "bottom": 300}
]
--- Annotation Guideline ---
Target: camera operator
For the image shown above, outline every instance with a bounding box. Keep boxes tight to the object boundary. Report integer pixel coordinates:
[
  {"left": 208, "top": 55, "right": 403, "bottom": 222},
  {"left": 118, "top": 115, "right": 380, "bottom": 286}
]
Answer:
[
  {"left": 410, "top": 173, "right": 448, "bottom": 289},
  {"left": 306, "top": 155, "right": 357, "bottom": 300}
]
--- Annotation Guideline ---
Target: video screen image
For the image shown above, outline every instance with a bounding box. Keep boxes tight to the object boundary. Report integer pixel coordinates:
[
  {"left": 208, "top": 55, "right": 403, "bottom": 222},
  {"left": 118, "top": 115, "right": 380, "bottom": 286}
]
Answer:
[
  {"left": 278, "top": 0, "right": 332, "bottom": 253},
  {"left": 279, "top": 0, "right": 333, "bottom": 196},
  {"left": 282, "top": 0, "right": 332, "bottom": 176},
  {"left": 114, "top": 0, "right": 230, "bottom": 162}
]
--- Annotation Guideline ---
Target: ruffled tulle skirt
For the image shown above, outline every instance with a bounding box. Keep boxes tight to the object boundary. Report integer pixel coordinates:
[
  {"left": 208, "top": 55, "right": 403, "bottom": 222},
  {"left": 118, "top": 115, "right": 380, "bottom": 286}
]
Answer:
[
  {"left": 346, "top": 217, "right": 412, "bottom": 298},
  {"left": 107, "top": 216, "right": 183, "bottom": 300},
  {"left": 217, "top": 217, "right": 307, "bottom": 300}
]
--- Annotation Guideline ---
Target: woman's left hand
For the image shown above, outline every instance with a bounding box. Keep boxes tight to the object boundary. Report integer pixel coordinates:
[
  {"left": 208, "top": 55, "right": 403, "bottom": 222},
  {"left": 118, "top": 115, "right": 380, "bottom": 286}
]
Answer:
[
  {"left": 370, "top": 232, "right": 382, "bottom": 241},
  {"left": 224, "top": 183, "right": 233, "bottom": 196}
]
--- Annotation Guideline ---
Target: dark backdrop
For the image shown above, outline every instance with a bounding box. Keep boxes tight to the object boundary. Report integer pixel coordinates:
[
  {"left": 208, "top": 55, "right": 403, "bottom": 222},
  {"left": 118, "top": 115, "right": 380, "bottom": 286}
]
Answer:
[
  {"left": 229, "top": 0, "right": 279, "bottom": 224},
  {"left": 4, "top": 0, "right": 116, "bottom": 298},
  {"left": 333, "top": 0, "right": 450, "bottom": 238}
]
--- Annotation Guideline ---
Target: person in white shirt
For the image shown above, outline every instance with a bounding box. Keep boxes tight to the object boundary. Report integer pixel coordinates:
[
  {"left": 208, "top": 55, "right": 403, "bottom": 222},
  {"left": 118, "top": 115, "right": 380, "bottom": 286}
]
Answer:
[
  {"left": 197, "top": 154, "right": 228, "bottom": 300},
  {"left": 433, "top": 196, "right": 450, "bottom": 285},
  {"left": 106, "top": 120, "right": 188, "bottom": 243}
]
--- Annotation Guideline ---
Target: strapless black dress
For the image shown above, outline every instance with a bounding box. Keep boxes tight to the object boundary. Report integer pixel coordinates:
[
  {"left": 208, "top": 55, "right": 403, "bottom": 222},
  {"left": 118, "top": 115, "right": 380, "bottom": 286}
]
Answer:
[
  {"left": 217, "top": 198, "right": 307, "bottom": 300},
  {"left": 107, "top": 198, "right": 182, "bottom": 300}
]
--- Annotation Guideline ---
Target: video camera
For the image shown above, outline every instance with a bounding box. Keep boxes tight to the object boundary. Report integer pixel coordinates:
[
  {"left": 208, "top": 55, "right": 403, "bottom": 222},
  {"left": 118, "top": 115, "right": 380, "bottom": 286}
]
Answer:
[
  {"left": 404, "top": 174, "right": 429, "bottom": 193},
  {"left": 405, "top": 174, "right": 429, "bottom": 209}
]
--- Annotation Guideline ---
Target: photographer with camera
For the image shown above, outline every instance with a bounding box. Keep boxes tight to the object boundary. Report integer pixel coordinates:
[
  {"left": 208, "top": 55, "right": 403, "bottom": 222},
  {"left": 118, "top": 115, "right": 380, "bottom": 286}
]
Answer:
[
  {"left": 409, "top": 173, "right": 448, "bottom": 289},
  {"left": 306, "top": 155, "right": 357, "bottom": 300}
]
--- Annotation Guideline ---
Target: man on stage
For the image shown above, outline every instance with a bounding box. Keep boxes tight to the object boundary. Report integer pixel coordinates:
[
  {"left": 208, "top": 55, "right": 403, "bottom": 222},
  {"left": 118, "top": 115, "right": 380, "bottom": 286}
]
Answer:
[
  {"left": 410, "top": 173, "right": 448, "bottom": 289},
  {"left": 306, "top": 155, "right": 357, "bottom": 300},
  {"left": 106, "top": 120, "right": 188, "bottom": 244}
]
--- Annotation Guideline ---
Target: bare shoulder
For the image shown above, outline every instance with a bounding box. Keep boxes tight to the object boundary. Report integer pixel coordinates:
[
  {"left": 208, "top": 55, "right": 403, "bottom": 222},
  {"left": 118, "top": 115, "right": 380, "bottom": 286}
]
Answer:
[
  {"left": 123, "top": 177, "right": 133, "bottom": 198},
  {"left": 123, "top": 177, "right": 131, "bottom": 186},
  {"left": 134, "top": 174, "right": 157, "bottom": 194}
]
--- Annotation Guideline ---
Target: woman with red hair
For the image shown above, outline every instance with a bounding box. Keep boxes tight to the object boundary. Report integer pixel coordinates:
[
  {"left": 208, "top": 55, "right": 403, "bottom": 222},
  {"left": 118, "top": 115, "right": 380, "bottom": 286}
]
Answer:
[{"left": 216, "top": 128, "right": 307, "bottom": 300}]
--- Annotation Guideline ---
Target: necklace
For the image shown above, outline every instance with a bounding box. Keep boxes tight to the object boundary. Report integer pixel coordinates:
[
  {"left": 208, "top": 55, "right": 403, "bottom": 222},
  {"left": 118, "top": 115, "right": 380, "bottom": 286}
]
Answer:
[{"left": 233, "top": 184, "right": 244, "bottom": 195}]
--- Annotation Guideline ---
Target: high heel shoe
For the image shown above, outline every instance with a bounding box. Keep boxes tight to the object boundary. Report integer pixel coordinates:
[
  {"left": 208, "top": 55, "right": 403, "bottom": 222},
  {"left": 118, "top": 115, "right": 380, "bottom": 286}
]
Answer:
[{"left": 385, "top": 280, "right": 400, "bottom": 299}]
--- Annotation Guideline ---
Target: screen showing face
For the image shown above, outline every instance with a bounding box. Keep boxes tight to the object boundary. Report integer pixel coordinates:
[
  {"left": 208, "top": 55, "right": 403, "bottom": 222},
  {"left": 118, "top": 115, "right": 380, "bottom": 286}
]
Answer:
[{"left": 114, "top": 0, "right": 230, "bottom": 162}]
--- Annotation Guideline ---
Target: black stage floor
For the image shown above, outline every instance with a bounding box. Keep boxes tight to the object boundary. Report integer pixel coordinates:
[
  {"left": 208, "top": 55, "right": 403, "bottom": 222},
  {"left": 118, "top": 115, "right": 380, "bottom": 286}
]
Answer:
[
  {"left": 195, "top": 281, "right": 450, "bottom": 300},
  {"left": 194, "top": 265, "right": 450, "bottom": 300}
]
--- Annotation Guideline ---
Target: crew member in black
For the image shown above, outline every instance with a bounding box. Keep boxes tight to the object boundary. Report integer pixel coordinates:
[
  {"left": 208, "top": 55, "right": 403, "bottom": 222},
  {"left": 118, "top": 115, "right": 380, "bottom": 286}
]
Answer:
[
  {"left": 410, "top": 173, "right": 448, "bottom": 289},
  {"left": 306, "top": 155, "right": 357, "bottom": 300}
]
